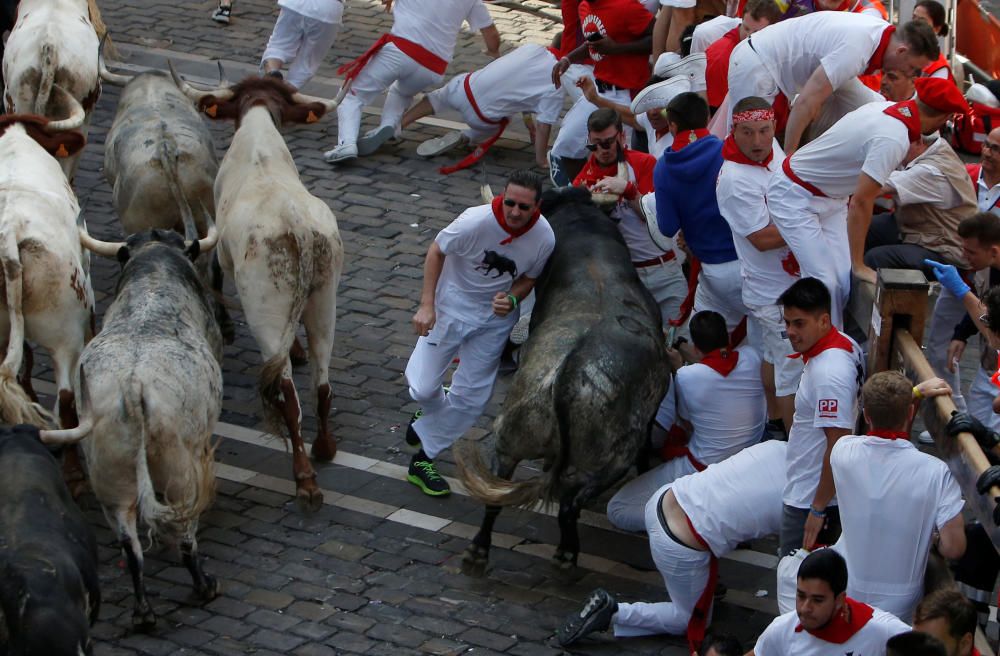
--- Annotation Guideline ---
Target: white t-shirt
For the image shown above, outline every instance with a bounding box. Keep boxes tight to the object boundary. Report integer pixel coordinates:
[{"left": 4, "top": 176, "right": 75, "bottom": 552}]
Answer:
[
  {"left": 636, "top": 112, "right": 673, "bottom": 158},
  {"left": 831, "top": 436, "right": 965, "bottom": 621},
  {"left": 977, "top": 170, "right": 1000, "bottom": 216},
  {"left": 788, "top": 101, "right": 911, "bottom": 199},
  {"left": 391, "top": 0, "right": 494, "bottom": 62},
  {"left": 611, "top": 158, "right": 666, "bottom": 262},
  {"left": 784, "top": 331, "right": 863, "bottom": 509},
  {"left": 754, "top": 605, "right": 910, "bottom": 656},
  {"left": 748, "top": 12, "right": 892, "bottom": 98},
  {"left": 717, "top": 141, "right": 798, "bottom": 307},
  {"left": 887, "top": 138, "right": 964, "bottom": 209},
  {"left": 279, "top": 0, "right": 344, "bottom": 23},
  {"left": 672, "top": 440, "right": 787, "bottom": 556},
  {"left": 467, "top": 44, "right": 564, "bottom": 126},
  {"left": 675, "top": 346, "right": 767, "bottom": 465},
  {"left": 434, "top": 203, "right": 555, "bottom": 326},
  {"left": 692, "top": 15, "right": 741, "bottom": 53}
]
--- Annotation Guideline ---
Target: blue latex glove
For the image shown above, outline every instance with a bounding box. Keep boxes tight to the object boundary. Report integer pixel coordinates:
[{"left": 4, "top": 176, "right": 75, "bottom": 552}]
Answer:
[{"left": 924, "top": 259, "right": 971, "bottom": 298}]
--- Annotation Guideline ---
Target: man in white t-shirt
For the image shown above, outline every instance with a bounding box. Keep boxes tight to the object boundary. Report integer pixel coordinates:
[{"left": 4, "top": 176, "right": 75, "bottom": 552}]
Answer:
[
  {"left": 323, "top": 0, "right": 499, "bottom": 164},
  {"left": 403, "top": 170, "right": 555, "bottom": 496},
  {"left": 606, "top": 310, "right": 766, "bottom": 531},
  {"left": 777, "top": 278, "right": 863, "bottom": 557},
  {"left": 727, "top": 13, "right": 939, "bottom": 150},
  {"left": 752, "top": 550, "right": 910, "bottom": 655},
  {"left": 766, "top": 78, "right": 966, "bottom": 327},
  {"left": 716, "top": 95, "right": 800, "bottom": 433},
  {"left": 832, "top": 371, "right": 966, "bottom": 621},
  {"left": 260, "top": 0, "right": 344, "bottom": 90},
  {"left": 558, "top": 440, "right": 786, "bottom": 651},
  {"left": 691, "top": 14, "right": 740, "bottom": 54}
]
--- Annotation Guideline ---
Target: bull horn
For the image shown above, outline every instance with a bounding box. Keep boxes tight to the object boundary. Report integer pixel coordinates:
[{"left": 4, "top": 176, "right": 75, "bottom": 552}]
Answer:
[
  {"left": 194, "top": 204, "right": 219, "bottom": 253},
  {"left": 167, "top": 59, "right": 233, "bottom": 104},
  {"left": 290, "top": 78, "right": 352, "bottom": 114},
  {"left": 79, "top": 228, "right": 125, "bottom": 257},
  {"left": 98, "top": 34, "right": 133, "bottom": 87},
  {"left": 45, "top": 86, "right": 86, "bottom": 132}
]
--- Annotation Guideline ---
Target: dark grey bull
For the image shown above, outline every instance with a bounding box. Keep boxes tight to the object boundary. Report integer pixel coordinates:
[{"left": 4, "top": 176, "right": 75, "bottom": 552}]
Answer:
[
  {"left": 457, "top": 186, "right": 670, "bottom": 574},
  {"left": 0, "top": 424, "right": 100, "bottom": 655}
]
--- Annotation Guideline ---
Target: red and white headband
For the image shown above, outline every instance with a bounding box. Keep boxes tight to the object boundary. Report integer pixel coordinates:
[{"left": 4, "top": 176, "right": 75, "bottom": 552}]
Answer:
[{"left": 732, "top": 108, "right": 775, "bottom": 125}]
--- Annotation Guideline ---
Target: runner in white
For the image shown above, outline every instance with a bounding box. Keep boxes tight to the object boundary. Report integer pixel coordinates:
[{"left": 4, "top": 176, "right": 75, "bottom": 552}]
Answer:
[
  {"left": 323, "top": 0, "right": 499, "bottom": 164},
  {"left": 691, "top": 14, "right": 740, "bottom": 54},
  {"left": 831, "top": 371, "right": 965, "bottom": 621},
  {"left": 402, "top": 170, "right": 554, "bottom": 497},
  {"left": 716, "top": 95, "right": 800, "bottom": 432},
  {"left": 558, "top": 440, "right": 787, "bottom": 652},
  {"left": 606, "top": 311, "right": 766, "bottom": 532},
  {"left": 766, "top": 78, "right": 965, "bottom": 327},
  {"left": 726, "top": 12, "right": 938, "bottom": 150},
  {"left": 396, "top": 43, "right": 565, "bottom": 170},
  {"left": 777, "top": 278, "right": 863, "bottom": 558},
  {"left": 752, "top": 550, "right": 910, "bottom": 655},
  {"left": 260, "top": 0, "right": 344, "bottom": 90}
]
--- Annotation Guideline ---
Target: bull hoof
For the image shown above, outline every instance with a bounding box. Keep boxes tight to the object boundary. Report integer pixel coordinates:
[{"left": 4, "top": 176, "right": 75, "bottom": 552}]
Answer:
[
  {"left": 295, "top": 484, "right": 324, "bottom": 513},
  {"left": 195, "top": 575, "right": 221, "bottom": 601},
  {"left": 551, "top": 550, "right": 578, "bottom": 570},
  {"left": 461, "top": 544, "right": 489, "bottom": 578},
  {"left": 290, "top": 339, "right": 308, "bottom": 367},
  {"left": 311, "top": 435, "right": 337, "bottom": 462},
  {"left": 132, "top": 607, "right": 157, "bottom": 632}
]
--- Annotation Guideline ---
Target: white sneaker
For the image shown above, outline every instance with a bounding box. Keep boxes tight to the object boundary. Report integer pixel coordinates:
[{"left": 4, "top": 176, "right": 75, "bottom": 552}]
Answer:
[
  {"left": 655, "top": 52, "right": 707, "bottom": 91},
  {"left": 416, "top": 131, "right": 464, "bottom": 157},
  {"left": 211, "top": 4, "right": 231, "bottom": 23},
  {"left": 917, "top": 430, "right": 935, "bottom": 445},
  {"left": 323, "top": 143, "right": 358, "bottom": 164},
  {"left": 357, "top": 125, "right": 397, "bottom": 156}
]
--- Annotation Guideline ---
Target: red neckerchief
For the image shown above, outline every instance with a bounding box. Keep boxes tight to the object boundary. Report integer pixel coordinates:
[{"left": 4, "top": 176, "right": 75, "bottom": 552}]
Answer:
[
  {"left": 789, "top": 327, "right": 853, "bottom": 364},
  {"left": 991, "top": 353, "right": 1000, "bottom": 389},
  {"left": 699, "top": 348, "right": 740, "bottom": 377},
  {"left": 795, "top": 598, "right": 875, "bottom": 643},
  {"left": 868, "top": 428, "right": 909, "bottom": 440},
  {"left": 574, "top": 154, "right": 620, "bottom": 190},
  {"left": 882, "top": 100, "right": 921, "bottom": 143},
  {"left": 864, "top": 25, "right": 896, "bottom": 75},
  {"left": 491, "top": 195, "right": 540, "bottom": 245},
  {"left": 721, "top": 135, "right": 774, "bottom": 168},
  {"left": 671, "top": 129, "right": 711, "bottom": 152}
]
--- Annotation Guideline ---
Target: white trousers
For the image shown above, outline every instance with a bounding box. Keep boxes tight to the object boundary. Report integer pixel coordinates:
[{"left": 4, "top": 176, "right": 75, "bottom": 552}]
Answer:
[
  {"left": 968, "top": 365, "right": 1000, "bottom": 432},
  {"left": 636, "top": 259, "right": 689, "bottom": 327},
  {"left": 767, "top": 171, "right": 850, "bottom": 328},
  {"left": 747, "top": 303, "right": 803, "bottom": 396},
  {"left": 551, "top": 87, "right": 632, "bottom": 160},
  {"left": 693, "top": 260, "right": 746, "bottom": 331},
  {"left": 607, "top": 457, "right": 696, "bottom": 532},
  {"left": 427, "top": 75, "right": 499, "bottom": 143},
  {"left": 405, "top": 312, "right": 511, "bottom": 459},
  {"left": 336, "top": 43, "right": 444, "bottom": 146},
  {"left": 924, "top": 286, "right": 969, "bottom": 379},
  {"left": 613, "top": 489, "right": 712, "bottom": 637},
  {"left": 261, "top": 8, "right": 340, "bottom": 90}
]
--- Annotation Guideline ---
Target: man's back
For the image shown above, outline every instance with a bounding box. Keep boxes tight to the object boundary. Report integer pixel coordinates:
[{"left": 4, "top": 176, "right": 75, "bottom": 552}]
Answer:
[{"left": 391, "top": 0, "right": 492, "bottom": 61}]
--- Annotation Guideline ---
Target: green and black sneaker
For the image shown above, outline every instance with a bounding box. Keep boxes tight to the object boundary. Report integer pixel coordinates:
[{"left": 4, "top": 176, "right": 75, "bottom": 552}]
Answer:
[{"left": 407, "top": 455, "right": 451, "bottom": 496}]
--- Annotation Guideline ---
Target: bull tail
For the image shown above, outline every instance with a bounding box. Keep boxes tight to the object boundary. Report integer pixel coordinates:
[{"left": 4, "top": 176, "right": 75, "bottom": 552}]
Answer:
[
  {"left": 0, "top": 232, "right": 52, "bottom": 426},
  {"left": 158, "top": 141, "right": 198, "bottom": 242},
  {"left": 39, "top": 368, "right": 93, "bottom": 445},
  {"left": 130, "top": 389, "right": 177, "bottom": 542},
  {"left": 455, "top": 441, "right": 547, "bottom": 508},
  {"left": 34, "top": 42, "right": 57, "bottom": 115}
]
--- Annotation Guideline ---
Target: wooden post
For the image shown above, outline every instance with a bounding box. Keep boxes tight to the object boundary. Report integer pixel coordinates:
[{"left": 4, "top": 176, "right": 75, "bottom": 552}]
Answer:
[{"left": 865, "top": 269, "right": 929, "bottom": 375}]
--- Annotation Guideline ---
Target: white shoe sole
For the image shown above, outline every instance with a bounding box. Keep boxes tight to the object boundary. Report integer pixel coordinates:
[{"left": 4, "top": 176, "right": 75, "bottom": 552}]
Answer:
[
  {"left": 324, "top": 147, "right": 357, "bottom": 164},
  {"left": 357, "top": 125, "right": 396, "bottom": 156},
  {"left": 416, "top": 131, "right": 463, "bottom": 157}
]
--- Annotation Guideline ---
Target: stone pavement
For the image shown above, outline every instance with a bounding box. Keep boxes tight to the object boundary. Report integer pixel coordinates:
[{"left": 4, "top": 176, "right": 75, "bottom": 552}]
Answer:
[{"left": 27, "top": 1, "right": 790, "bottom": 654}]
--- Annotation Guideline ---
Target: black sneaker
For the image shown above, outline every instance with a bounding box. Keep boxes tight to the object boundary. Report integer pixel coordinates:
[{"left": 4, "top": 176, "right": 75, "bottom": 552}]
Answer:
[
  {"left": 211, "top": 4, "right": 231, "bottom": 23},
  {"left": 407, "top": 457, "right": 450, "bottom": 496},
  {"left": 556, "top": 588, "right": 618, "bottom": 646},
  {"left": 404, "top": 410, "right": 423, "bottom": 451}
]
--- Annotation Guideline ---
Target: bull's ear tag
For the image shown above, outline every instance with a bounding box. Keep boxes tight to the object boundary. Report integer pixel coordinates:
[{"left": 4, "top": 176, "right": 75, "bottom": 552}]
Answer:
[
  {"left": 55, "top": 143, "right": 69, "bottom": 157},
  {"left": 306, "top": 111, "right": 319, "bottom": 123},
  {"left": 205, "top": 104, "right": 218, "bottom": 117}
]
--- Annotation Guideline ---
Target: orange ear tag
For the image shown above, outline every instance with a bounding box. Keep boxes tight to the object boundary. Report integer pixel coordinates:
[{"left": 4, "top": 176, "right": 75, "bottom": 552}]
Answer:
[
  {"left": 306, "top": 111, "right": 319, "bottom": 123},
  {"left": 55, "top": 143, "right": 69, "bottom": 157},
  {"left": 205, "top": 104, "right": 218, "bottom": 117}
]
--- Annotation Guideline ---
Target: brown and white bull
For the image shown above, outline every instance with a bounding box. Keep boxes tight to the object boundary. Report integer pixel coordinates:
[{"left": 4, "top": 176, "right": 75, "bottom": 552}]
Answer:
[
  {"left": 40, "top": 224, "right": 223, "bottom": 630},
  {"left": 171, "top": 65, "right": 346, "bottom": 510},
  {"left": 0, "top": 88, "right": 93, "bottom": 461},
  {"left": 2, "top": 0, "right": 102, "bottom": 179}
]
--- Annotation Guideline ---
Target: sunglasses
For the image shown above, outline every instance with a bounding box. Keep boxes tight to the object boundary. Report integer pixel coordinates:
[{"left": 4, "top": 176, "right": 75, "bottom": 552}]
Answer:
[
  {"left": 983, "top": 142, "right": 1000, "bottom": 152},
  {"left": 586, "top": 134, "right": 620, "bottom": 151},
  {"left": 503, "top": 198, "right": 534, "bottom": 211}
]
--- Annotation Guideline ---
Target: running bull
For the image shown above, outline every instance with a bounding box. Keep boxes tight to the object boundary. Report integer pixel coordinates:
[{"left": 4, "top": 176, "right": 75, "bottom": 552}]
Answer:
[
  {"left": 170, "top": 65, "right": 346, "bottom": 510},
  {"left": 0, "top": 424, "right": 100, "bottom": 656},
  {"left": 457, "top": 186, "right": 670, "bottom": 574},
  {"left": 41, "top": 225, "right": 222, "bottom": 630}
]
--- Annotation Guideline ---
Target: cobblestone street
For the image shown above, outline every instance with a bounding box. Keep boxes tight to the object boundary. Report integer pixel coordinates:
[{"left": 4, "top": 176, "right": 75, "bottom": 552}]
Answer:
[{"left": 25, "top": 1, "right": 785, "bottom": 653}]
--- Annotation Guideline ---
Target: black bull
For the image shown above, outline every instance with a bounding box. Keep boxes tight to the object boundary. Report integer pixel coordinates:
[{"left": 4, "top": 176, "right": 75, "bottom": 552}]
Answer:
[
  {"left": 457, "top": 186, "right": 670, "bottom": 574},
  {"left": 0, "top": 424, "right": 100, "bottom": 655}
]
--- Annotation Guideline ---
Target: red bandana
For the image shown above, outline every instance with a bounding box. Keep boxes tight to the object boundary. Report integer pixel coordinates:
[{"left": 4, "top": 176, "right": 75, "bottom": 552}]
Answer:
[
  {"left": 721, "top": 135, "right": 773, "bottom": 168},
  {"left": 574, "top": 155, "right": 620, "bottom": 190},
  {"left": 795, "top": 598, "right": 875, "bottom": 644},
  {"left": 991, "top": 353, "right": 1000, "bottom": 388},
  {"left": 781, "top": 251, "right": 801, "bottom": 277},
  {"left": 882, "top": 99, "right": 922, "bottom": 143},
  {"left": 491, "top": 195, "right": 540, "bottom": 245},
  {"left": 864, "top": 25, "right": 897, "bottom": 75},
  {"left": 868, "top": 428, "right": 909, "bottom": 440},
  {"left": 699, "top": 348, "right": 740, "bottom": 377},
  {"left": 672, "top": 129, "right": 711, "bottom": 152},
  {"left": 789, "top": 327, "right": 853, "bottom": 364}
]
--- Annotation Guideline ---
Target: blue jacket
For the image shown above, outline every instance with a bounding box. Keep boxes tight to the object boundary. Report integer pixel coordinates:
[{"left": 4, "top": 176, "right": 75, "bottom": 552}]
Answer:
[{"left": 654, "top": 136, "right": 738, "bottom": 265}]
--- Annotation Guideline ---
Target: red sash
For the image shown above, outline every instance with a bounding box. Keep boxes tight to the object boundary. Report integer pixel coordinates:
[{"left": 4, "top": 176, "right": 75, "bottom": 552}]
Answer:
[
  {"left": 338, "top": 34, "right": 448, "bottom": 82},
  {"left": 782, "top": 157, "right": 828, "bottom": 197},
  {"left": 684, "top": 515, "right": 718, "bottom": 652},
  {"left": 439, "top": 74, "right": 510, "bottom": 175},
  {"left": 669, "top": 257, "right": 701, "bottom": 327}
]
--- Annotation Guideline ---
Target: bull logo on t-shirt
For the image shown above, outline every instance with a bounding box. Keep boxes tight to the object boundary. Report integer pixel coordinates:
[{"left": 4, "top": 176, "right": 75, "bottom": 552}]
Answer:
[
  {"left": 477, "top": 250, "right": 517, "bottom": 279},
  {"left": 581, "top": 14, "right": 608, "bottom": 61}
]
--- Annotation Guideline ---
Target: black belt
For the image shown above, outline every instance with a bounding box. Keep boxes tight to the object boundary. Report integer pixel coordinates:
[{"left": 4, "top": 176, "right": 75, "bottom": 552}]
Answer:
[
  {"left": 656, "top": 489, "right": 684, "bottom": 544},
  {"left": 595, "top": 79, "right": 625, "bottom": 93}
]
